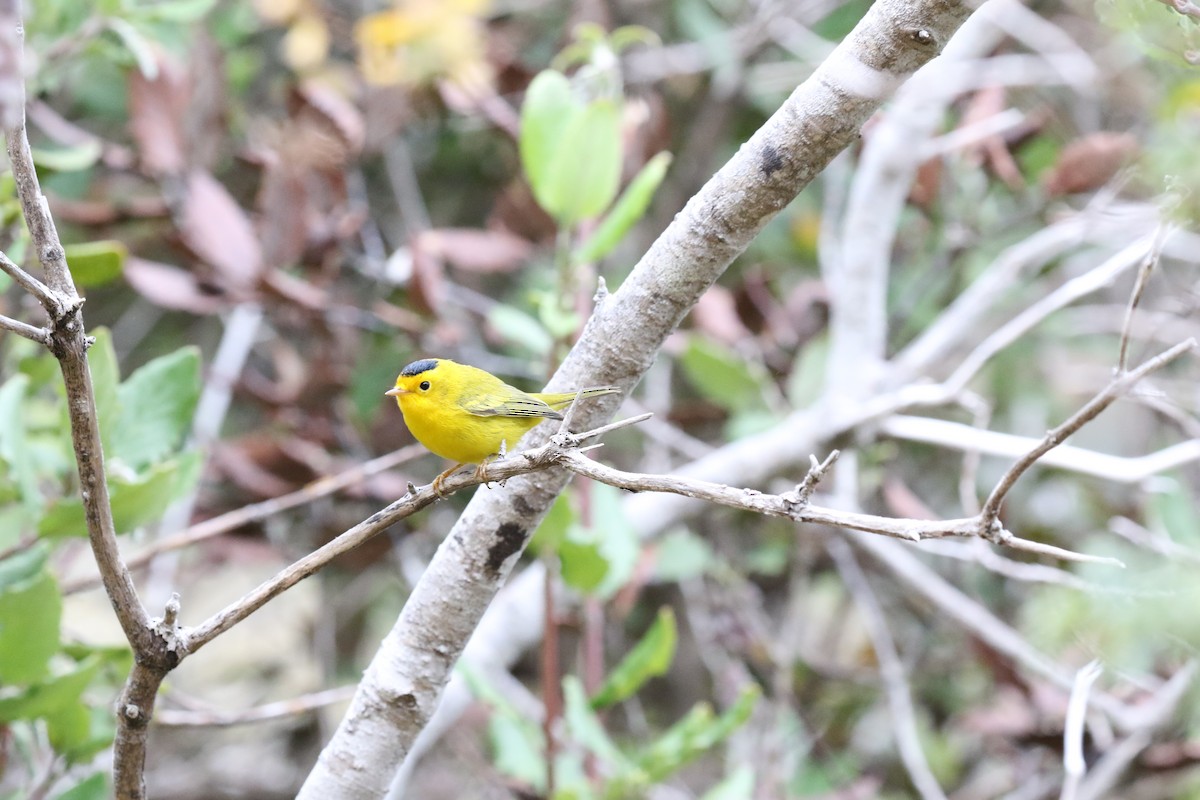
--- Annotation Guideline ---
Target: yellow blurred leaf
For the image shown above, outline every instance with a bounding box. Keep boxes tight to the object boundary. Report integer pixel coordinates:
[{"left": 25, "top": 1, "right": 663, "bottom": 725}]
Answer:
[
  {"left": 283, "top": 12, "right": 330, "bottom": 71},
  {"left": 254, "top": 0, "right": 304, "bottom": 24},
  {"left": 355, "top": 0, "right": 491, "bottom": 87}
]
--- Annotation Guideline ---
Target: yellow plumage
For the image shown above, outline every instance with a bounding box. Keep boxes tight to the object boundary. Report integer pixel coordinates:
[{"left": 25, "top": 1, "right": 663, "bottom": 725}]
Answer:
[{"left": 386, "top": 358, "right": 619, "bottom": 493}]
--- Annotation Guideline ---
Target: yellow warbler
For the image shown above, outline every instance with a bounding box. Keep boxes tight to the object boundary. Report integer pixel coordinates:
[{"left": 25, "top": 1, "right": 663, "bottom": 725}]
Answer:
[{"left": 386, "top": 358, "right": 619, "bottom": 493}]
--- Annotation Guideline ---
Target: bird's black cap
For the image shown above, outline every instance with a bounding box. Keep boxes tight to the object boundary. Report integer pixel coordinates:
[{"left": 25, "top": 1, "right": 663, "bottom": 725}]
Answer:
[{"left": 400, "top": 358, "right": 440, "bottom": 378}]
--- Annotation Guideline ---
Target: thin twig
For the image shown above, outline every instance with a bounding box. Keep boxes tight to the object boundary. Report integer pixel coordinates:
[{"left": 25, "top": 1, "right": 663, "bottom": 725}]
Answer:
[
  {"left": 1116, "top": 224, "right": 1169, "bottom": 372},
  {"left": 181, "top": 416, "right": 649, "bottom": 654},
  {"left": 0, "top": 312, "right": 49, "bottom": 343},
  {"left": 1076, "top": 662, "right": 1197, "bottom": 800},
  {"left": 1061, "top": 660, "right": 1103, "bottom": 800},
  {"left": 1109, "top": 516, "right": 1200, "bottom": 565},
  {"left": 944, "top": 232, "right": 1165, "bottom": 395},
  {"left": 980, "top": 339, "right": 1196, "bottom": 527},
  {"left": 829, "top": 538, "right": 949, "bottom": 800},
  {"left": 155, "top": 686, "right": 357, "bottom": 727},
  {"left": 881, "top": 415, "right": 1200, "bottom": 484},
  {"left": 0, "top": 248, "right": 59, "bottom": 313},
  {"left": 63, "top": 444, "right": 426, "bottom": 594}
]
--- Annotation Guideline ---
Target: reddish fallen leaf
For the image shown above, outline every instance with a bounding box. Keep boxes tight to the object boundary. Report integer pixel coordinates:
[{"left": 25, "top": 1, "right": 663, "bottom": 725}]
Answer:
[
  {"left": 256, "top": 159, "right": 311, "bottom": 270},
  {"left": 909, "top": 154, "right": 943, "bottom": 210},
  {"left": 882, "top": 476, "right": 938, "bottom": 520},
  {"left": 180, "top": 170, "right": 264, "bottom": 292},
  {"left": 48, "top": 194, "right": 169, "bottom": 226},
  {"left": 489, "top": 180, "right": 557, "bottom": 244},
  {"left": 962, "top": 85, "right": 1024, "bottom": 189},
  {"left": 123, "top": 257, "right": 225, "bottom": 314},
  {"left": 128, "top": 51, "right": 190, "bottom": 177},
  {"left": 412, "top": 227, "right": 533, "bottom": 275},
  {"left": 960, "top": 685, "right": 1041, "bottom": 737},
  {"left": 294, "top": 79, "right": 365, "bottom": 157},
  {"left": 408, "top": 239, "right": 445, "bottom": 316},
  {"left": 1044, "top": 132, "right": 1138, "bottom": 197},
  {"left": 691, "top": 285, "right": 751, "bottom": 345},
  {"left": 262, "top": 269, "right": 329, "bottom": 312},
  {"left": 211, "top": 438, "right": 302, "bottom": 498},
  {"left": 783, "top": 279, "right": 830, "bottom": 347}
]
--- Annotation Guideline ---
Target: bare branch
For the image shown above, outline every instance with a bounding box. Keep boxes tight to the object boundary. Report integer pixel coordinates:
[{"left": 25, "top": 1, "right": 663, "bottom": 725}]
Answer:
[
  {"left": 1061, "top": 660, "right": 1104, "bottom": 800},
  {"left": 829, "top": 538, "right": 948, "bottom": 800},
  {"left": 1077, "top": 662, "right": 1197, "bottom": 800},
  {"left": 881, "top": 415, "right": 1200, "bottom": 484},
  {"left": 0, "top": 248, "right": 58, "bottom": 312},
  {"left": 155, "top": 686, "right": 357, "bottom": 728},
  {"left": 63, "top": 444, "right": 427, "bottom": 595},
  {"left": 1116, "top": 223, "right": 1169, "bottom": 372},
  {"left": 1, "top": 21, "right": 163, "bottom": 799},
  {"left": 980, "top": 339, "right": 1196, "bottom": 525},
  {"left": 944, "top": 232, "right": 1167, "bottom": 395},
  {"left": 0, "top": 311, "right": 48, "bottom": 343},
  {"left": 557, "top": 449, "right": 972, "bottom": 542},
  {"left": 794, "top": 450, "right": 840, "bottom": 506},
  {"left": 1154, "top": 0, "right": 1200, "bottom": 19},
  {"left": 181, "top": 416, "right": 649, "bottom": 654},
  {"left": 0, "top": 0, "right": 21, "bottom": 131}
]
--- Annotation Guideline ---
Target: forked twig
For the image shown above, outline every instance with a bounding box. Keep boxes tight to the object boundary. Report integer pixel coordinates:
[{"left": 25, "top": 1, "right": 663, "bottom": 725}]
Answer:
[{"left": 979, "top": 339, "right": 1196, "bottom": 529}]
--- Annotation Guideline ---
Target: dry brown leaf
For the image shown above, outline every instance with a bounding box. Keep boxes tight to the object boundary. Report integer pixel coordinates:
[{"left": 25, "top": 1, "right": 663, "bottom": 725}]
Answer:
[
  {"left": 180, "top": 170, "right": 264, "bottom": 292},
  {"left": 123, "top": 257, "right": 225, "bottom": 314},
  {"left": 295, "top": 79, "right": 365, "bottom": 157},
  {"left": 413, "top": 227, "right": 533, "bottom": 275},
  {"left": 1044, "top": 132, "right": 1138, "bottom": 197},
  {"left": 407, "top": 239, "right": 445, "bottom": 316},
  {"left": 691, "top": 285, "right": 751, "bottom": 345},
  {"left": 128, "top": 52, "right": 190, "bottom": 177}
]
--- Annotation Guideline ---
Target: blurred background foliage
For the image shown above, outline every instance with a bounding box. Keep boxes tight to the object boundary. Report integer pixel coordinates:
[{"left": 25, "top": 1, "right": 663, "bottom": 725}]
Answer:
[{"left": 1, "top": 0, "right": 1199, "bottom": 797}]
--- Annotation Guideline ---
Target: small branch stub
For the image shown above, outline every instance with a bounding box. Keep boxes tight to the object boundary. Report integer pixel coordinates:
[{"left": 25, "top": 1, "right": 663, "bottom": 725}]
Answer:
[{"left": 791, "top": 450, "right": 841, "bottom": 508}]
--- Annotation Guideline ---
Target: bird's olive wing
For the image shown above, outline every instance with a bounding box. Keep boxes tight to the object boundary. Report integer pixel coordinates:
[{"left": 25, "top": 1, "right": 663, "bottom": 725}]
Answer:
[{"left": 460, "top": 387, "right": 564, "bottom": 420}]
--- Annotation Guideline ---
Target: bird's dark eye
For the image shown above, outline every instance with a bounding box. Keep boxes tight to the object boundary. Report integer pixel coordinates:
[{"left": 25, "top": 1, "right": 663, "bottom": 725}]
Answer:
[{"left": 419, "top": 380, "right": 431, "bottom": 391}]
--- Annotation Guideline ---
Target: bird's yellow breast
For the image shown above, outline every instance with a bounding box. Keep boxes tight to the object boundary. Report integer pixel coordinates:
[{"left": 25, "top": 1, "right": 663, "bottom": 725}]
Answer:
[{"left": 397, "top": 392, "right": 544, "bottom": 465}]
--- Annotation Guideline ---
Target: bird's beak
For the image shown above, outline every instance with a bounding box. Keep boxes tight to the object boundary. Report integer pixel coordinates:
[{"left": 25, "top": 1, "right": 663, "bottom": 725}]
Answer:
[{"left": 385, "top": 387, "right": 407, "bottom": 397}]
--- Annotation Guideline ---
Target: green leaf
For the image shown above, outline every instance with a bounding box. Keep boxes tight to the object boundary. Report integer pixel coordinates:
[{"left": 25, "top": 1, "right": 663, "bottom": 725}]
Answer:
[
  {"left": 46, "top": 700, "right": 90, "bottom": 757},
  {"left": 632, "top": 685, "right": 759, "bottom": 785},
  {"left": 87, "top": 328, "right": 120, "bottom": 452},
  {"left": 591, "top": 607, "right": 676, "bottom": 710},
  {"left": 543, "top": 99, "right": 622, "bottom": 224},
  {"left": 0, "top": 546, "right": 61, "bottom": 684},
  {"left": 30, "top": 140, "right": 102, "bottom": 173},
  {"left": 556, "top": 484, "right": 639, "bottom": 598},
  {"left": 106, "top": 17, "right": 159, "bottom": 79},
  {"left": 559, "top": 534, "right": 610, "bottom": 594},
  {"left": 0, "top": 541, "right": 48, "bottom": 589},
  {"left": 529, "top": 492, "right": 576, "bottom": 554},
  {"left": 679, "top": 337, "right": 769, "bottom": 413},
  {"left": 1147, "top": 476, "right": 1200, "bottom": 546},
  {"left": 489, "top": 713, "right": 546, "bottom": 790},
  {"left": 137, "top": 0, "right": 217, "bottom": 22},
  {"left": 55, "top": 773, "right": 109, "bottom": 800},
  {"left": 520, "top": 70, "right": 579, "bottom": 212},
  {"left": 653, "top": 529, "right": 714, "bottom": 582},
  {"left": 701, "top": 766, "right": 756, "bottom": 800},
  {"left": 534, "top": 290, "right": 581, "bottom": 341},
  {"left": 786, "top": 333, "right": 828, "bottom": 407},
  {"left": 65, "top": 241, "right": 127, "bottom": 287},
  {"left": 57, "top": 704, "right": 116, "bottom": 762},
  {"left": 0, "top": 656, "right": 100, "bottom": 722},
  {"left": 112, "top": 346, "right": 200, "bottom": 469},
  {"left": 563, "top": 676, "right": 628, "bottom": 768},
  {"left": 39, "top": 454, "right": 200, "bottom": 538},
  {"left": 0, "top": 374, "right": 40, "bottom": 509},
  {"left": 576, "top": 151, "right": 672, "bottom": 264},
  {"left": 487, "top": 305, "right": 554, "bottom": 357}
]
